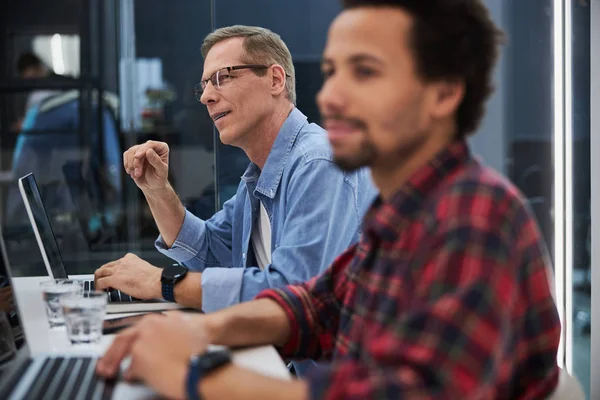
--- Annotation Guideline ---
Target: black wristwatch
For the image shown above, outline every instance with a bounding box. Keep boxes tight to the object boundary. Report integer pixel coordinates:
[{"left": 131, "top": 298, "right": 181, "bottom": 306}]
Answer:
[
  {"left": 161, "top": 264, "right": 188, "bottom": 302},
  {"left": 186, "top": 350, "right": 232, "bottom": 400}
]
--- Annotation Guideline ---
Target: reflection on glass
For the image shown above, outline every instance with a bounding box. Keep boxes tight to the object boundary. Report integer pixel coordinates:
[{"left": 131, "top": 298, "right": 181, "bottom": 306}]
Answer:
[
  {"left": 13, "top": 34, "right": 80, "bottom": 79},
  {"left": 127, "top": 0, "right": 216, "bottom": 232},
  {"left": 30, "top": 35, "right": 81, "bottom": 77},
  {"left": 570, "top": 0, "right": 591, "bottom": 398}
]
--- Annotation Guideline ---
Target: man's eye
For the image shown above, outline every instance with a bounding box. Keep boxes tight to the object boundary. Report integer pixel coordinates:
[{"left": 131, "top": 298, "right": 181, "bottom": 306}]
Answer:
[
  {"left": 217, "top": 74, "right": 232, "bottom": 84},
  {"left": 321, "top": 69, "right": 334, "bottom": 80},
  {"left": 355, "top": 67, "right": 376, "bottom": 78}
]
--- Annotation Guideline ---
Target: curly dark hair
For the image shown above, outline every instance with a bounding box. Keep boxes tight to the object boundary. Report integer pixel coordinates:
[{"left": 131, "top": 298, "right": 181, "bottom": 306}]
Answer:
[{"left": 341, "top": 0, "right": 504, "bottom": 138}]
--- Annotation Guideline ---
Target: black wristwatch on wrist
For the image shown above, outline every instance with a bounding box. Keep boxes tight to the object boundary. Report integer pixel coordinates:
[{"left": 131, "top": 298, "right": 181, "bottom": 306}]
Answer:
[
  {"left": 161, "top": 264, "right": 188, "bottom": 302},
  {"left": 186, "top": 350, "right": 232, "bottom": 400}
]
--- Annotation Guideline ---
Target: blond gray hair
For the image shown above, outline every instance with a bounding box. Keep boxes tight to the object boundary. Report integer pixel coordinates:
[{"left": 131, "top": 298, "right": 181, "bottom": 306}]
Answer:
[{"left": 201, "top": 25, "right": 296, "bottom": 105}]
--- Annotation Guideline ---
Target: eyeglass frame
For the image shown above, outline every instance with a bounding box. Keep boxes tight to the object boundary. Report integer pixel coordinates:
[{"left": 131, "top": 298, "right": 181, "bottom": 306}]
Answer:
[
  {"left": 194, "top": 64, "right": 291, "bottom": 101},
  {"left": 194, "top": 64, "right": 270, "bottom": 100}
]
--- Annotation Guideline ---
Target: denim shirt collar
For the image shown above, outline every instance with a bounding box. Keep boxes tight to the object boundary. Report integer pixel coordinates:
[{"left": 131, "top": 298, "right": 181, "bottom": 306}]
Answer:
[{"left": 241, "top": 108, "right": 308, "bottom": 199}]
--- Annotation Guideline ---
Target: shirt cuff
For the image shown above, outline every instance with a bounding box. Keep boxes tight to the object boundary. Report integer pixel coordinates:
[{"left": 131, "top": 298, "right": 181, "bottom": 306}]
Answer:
[
  {"left": 255, "top": 288, "right": 302, "bottom": 358},
  {"left": 155, "top": 209, "right": 206, "bottom": 267},
  {"left": 201, "top": 268, "right": 244, "bottom": 312}
]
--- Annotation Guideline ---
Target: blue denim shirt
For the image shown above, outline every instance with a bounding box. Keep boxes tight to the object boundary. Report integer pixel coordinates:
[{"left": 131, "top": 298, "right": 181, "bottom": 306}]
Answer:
[{"left": 155, "top": 108, "right": 376, "bottom": 312}]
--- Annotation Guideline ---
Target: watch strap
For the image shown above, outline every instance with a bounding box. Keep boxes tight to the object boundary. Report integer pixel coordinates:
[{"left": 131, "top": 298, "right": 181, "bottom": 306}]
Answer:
[
  {"left": 186, "top": 350, "right": 232, "bottom": 400},
  {"left": 187, "top": 355, "right": 202, "bottom": 400},
  {"left": 162, "top": 282, "right": 175, "bottom": 302}
]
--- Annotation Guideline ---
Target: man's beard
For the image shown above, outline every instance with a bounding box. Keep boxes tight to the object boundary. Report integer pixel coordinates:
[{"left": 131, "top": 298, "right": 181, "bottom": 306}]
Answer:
[
  {"left": 322, "top": 115, "right": 376, "bottom": 172},
  {"left": 333, "top": 140, "right": 377, "bottom": 172}
]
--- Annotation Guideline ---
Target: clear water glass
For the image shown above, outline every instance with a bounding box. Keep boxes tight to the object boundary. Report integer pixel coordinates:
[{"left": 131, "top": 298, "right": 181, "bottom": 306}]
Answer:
[
  {"left": 39, "top": 279, "right": 84, "bottom": 327},
  {"left": 60, "top": 291, "right": 108, "bottom": 344}
]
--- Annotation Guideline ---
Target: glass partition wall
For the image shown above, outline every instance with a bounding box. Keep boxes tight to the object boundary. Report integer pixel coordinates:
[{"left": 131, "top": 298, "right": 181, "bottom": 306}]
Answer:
[
  {"left": 0, "top": 0, "right": 215, "bottom": 275},
  {"left": 554, "top": 1, "right": 592, "bottom": 397},
  {"left": 589, "top": 1, "right": 599, "bottom": 399}
]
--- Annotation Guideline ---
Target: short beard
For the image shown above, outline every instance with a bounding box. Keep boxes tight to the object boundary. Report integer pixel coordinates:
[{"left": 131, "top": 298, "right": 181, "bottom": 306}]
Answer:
[{"left": 333, "top": 142, "right": 377, "bottom": 172}]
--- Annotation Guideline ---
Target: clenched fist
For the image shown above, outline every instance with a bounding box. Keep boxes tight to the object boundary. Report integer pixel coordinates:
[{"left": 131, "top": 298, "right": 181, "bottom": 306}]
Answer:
[{"left": 123, "top": 140, "right": 170, "bottom": 195}]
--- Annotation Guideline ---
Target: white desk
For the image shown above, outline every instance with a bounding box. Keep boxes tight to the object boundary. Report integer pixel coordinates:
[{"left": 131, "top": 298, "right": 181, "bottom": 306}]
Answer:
[{"left": 12, "top": 276, "right": 290, "bottom": 397}]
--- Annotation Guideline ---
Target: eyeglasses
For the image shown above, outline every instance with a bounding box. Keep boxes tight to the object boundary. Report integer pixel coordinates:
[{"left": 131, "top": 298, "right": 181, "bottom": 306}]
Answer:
[{"left": 194, "top": 64, "right": 268, "bottom": 100}]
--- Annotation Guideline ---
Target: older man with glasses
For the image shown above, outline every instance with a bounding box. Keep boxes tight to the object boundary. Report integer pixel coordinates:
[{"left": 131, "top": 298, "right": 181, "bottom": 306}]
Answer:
[{"left": 93, "top": 25, "right": 375, "bottom": 372}]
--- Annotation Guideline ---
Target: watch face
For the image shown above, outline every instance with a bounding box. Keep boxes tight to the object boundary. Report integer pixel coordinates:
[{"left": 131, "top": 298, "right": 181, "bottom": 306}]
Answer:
[{"left": 162, "top": 265, "right": 188, "bottom": 282}]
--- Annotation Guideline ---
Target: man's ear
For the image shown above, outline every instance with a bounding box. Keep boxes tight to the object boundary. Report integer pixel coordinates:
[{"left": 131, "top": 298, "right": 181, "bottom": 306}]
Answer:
[
  {"left": 270, "top": 64, "right": 287, "bottom": 97},
  {"left": 430, "top": 80, "right": 465, "bottom": 119}
]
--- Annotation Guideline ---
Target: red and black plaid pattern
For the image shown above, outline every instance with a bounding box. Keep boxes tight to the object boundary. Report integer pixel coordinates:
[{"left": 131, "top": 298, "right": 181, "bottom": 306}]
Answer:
[{"left": 257, "top": 140, "right": 561, "bottom": 399}]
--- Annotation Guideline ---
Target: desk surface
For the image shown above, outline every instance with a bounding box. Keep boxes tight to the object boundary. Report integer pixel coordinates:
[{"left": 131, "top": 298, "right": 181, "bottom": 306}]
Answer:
[{"left": 12, "top": 275, "right": 290, "bottom": 395}]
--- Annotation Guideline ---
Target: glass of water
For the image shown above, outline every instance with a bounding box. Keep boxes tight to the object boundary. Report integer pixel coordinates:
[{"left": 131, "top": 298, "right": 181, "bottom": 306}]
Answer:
[
  {"left": 39, "top": 279, "right": 84, "bottom": 327},
  {"left": 60, "top": 291, "right": 108, "bottom": 344}
]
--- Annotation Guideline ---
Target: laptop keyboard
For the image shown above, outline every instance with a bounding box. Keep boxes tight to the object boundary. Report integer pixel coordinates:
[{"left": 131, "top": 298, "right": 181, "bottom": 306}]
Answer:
[
  {"left": 83, "top": 280, "right": 142, "bottom": 303},
  {"left": 21, "top": 356, "right": 116, "bottom": 400}
]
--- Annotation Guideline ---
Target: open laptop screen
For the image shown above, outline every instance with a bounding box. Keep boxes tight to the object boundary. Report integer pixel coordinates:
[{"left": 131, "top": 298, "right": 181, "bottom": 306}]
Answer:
[
  {"left": 18, "top": 173, "right": 68, "bottom": 280},
  {"left": 0, "top": 234, "right": 28, "bottom": 370}
]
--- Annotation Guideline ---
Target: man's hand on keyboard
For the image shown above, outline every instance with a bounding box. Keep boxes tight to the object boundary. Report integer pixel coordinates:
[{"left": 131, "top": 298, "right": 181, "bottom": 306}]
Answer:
[
  {"left": 96, "top": 312, "right": 210, "bottom": 399},
  {"left": 94, "top": 253, "right": 163, "bottom": 300}
]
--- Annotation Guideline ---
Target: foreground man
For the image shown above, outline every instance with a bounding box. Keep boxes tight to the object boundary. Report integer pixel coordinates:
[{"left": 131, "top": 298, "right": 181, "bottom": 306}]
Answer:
[{"left": 97, "top": 1, "right": 561, "bottom": 399}]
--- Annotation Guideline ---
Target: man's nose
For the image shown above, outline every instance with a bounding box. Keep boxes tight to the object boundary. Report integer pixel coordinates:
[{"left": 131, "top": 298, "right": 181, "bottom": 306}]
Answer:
[
  {"left": 317, "top": 74, "right": 347, "bottom": 115},
  {"left": 200, "top": 81, "right": 218, "bottom": 105}
]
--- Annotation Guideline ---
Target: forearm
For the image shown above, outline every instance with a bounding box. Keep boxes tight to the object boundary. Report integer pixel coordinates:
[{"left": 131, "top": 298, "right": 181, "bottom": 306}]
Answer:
[
  {"left": 173, "top": 272, "right": 203, "bottom": 309},
  {"left": 200, "top": 364, "right": 307, "bottom": 400},
  {"left": 144, "top": 183, "right": 186, "bottom": 247},
  {"left": 207, "top": 299, "right": 291, "bottom": 348}
]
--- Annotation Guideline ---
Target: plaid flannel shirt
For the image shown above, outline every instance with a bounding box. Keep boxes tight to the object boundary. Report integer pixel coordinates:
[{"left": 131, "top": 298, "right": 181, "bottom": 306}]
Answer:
[{"left": 257, "top": 140, "right": 561, "bottom": 399}]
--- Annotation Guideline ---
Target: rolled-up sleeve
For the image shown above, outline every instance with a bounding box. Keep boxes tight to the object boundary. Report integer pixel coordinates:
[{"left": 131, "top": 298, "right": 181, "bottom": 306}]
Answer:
[
  {"left": 257, "top": 284, "right": 326, "bottom": 360},
  {"left": 155, "top": 196, "right": 237, "bottom": 271},
  {"left": 255, "top": 247, "right": 357, "bottom": 361},
  {"left": 155, "top": 209, "right": 209, "bottom": 265}
]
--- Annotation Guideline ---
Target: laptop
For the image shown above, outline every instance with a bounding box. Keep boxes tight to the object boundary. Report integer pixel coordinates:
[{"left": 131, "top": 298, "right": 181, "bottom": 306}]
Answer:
[
  {"left": 0, "top": 233, "right": 155, "bottom": 399},
  {"left": 18, "top": 173, "right": 181, "bottom": 314}
]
